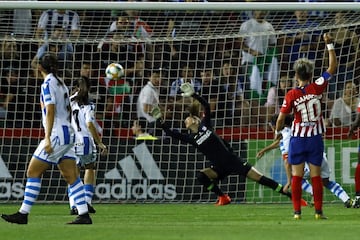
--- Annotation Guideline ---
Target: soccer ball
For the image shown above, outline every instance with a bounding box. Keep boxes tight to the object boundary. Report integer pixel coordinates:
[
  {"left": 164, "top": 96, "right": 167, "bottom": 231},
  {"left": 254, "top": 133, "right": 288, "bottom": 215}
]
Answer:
[{"left": 105, "top": 63, "right": 124, "bottom": 80}]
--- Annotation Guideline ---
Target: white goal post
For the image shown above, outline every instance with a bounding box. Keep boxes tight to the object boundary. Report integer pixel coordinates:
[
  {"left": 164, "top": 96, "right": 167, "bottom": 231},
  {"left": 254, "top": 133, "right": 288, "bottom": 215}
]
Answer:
[{"left": 0, "top": 1, "right": 359, "bottom": 205}]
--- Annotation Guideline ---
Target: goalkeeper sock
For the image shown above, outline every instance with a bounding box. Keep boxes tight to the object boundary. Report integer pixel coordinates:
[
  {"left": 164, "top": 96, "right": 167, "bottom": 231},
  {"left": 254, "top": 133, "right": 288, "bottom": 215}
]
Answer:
[
  {"left": 197, "top": 172, "right": 224, "bottom": 196},
  {"left": 207, "top": 183, "right": 224, "bottom": 196},
  {"left": 258, "top": 175, "right": 290, "bottom": 198}
]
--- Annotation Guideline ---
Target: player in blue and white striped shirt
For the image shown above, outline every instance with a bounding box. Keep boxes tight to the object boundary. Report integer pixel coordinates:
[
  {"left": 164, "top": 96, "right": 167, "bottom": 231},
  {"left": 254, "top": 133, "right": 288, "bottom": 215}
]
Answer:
[
  {"left": 1, "top": 53, "right": 92, "bottom": 225},
  {"left": 68, "top": 76, "right": 108, "bottom": 215}
]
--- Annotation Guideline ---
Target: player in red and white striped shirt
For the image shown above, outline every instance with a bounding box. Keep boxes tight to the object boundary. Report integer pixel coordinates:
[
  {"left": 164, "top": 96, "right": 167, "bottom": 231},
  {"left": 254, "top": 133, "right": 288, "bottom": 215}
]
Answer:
[{"left": 275, "top": 33, "right": 337, "bottom": 220}]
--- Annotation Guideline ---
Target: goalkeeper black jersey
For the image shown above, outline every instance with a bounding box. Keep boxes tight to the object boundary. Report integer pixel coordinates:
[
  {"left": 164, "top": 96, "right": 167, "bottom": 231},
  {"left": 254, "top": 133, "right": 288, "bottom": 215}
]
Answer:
[{"left": 161, "top": 94, "right": 247, "bottom": 173}]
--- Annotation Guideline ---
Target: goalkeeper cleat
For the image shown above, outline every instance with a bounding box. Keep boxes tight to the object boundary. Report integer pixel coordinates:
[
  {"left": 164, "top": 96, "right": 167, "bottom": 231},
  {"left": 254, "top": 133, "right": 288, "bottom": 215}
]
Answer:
[
  {"left": 215, "top": 194, "right": 231, "bottom": 206},
  {"left": 70, "top": 207, "right": 78, "bottom": 215},
  {"left": 1, "top": 212, "right": 28, "bottom": 224},
  {"left": 87, "top": 204, "right": 96, "bottom": 214},
  {"left": 300, "top": 198, "right": 308, "bottom": 207},
  {"left": 315, "top": 213, "right": 328, "bottom": 220},
  {"left": 353, "top": 197, "right": 360, "bottom": 208},
  {"left": 344, "top": 198, "right": 354, "bottom": 208},
  {"left": 67, "top": 213, "right": 92, "bottom": 224}
]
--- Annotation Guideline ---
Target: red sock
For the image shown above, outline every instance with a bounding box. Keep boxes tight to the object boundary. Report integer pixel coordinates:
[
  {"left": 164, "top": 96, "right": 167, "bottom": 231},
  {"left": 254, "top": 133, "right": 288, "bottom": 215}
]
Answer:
[
  {"left": 312, "top": 176, "right": 323, "bottom": 212},
  {"left": 292, "top": 176, "right": 302, "bottom": 212},
  {"left": 355, "top": 163, "right": 360, "bottom": 194}
]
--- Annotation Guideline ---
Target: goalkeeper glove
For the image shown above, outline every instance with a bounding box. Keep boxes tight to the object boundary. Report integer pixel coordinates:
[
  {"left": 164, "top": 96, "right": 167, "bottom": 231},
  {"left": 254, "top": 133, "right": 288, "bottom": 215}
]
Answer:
[
  {"left": 151, "top": 106, "right": 162, "bottom": 120},
  {"left": 180, "top": 82, "right": 195, "bottom": 97}
]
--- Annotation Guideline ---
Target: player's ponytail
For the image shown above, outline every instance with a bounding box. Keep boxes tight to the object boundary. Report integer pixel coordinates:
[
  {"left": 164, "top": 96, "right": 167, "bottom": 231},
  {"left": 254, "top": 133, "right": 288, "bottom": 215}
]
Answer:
[
  {"left": 75, "top": 76, "right": 91, "bottom": 106},
  {"left": 40, "top": 53, "right": 63, "bottom": 85}
]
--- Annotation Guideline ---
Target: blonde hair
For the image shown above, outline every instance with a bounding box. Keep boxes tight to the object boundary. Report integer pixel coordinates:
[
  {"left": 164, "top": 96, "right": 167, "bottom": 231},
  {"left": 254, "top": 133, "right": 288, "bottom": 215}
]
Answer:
[{"left": 293, "top": 58, "right": 314, "bottom": 81}]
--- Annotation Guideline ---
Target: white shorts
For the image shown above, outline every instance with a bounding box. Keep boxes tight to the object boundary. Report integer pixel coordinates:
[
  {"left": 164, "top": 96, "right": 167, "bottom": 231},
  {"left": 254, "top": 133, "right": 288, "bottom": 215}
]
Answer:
[
  {"left": 33, "top": 139, "right": 76, "bottom": 164},
  {"left": 75, "top": 153, "right": 97, "bottom": 167},
  {"left": 304, "top": 152, "right": 331, "bottom": 179},
  {"left": 74, "top": 142, "right": 98, "bottom": 167}
]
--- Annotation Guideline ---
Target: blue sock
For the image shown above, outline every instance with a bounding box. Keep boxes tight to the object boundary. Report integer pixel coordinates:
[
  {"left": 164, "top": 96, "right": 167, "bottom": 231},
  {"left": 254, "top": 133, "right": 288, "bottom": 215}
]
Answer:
[{"left": 19, "top": 178, "right": 41, "bottom": 214}]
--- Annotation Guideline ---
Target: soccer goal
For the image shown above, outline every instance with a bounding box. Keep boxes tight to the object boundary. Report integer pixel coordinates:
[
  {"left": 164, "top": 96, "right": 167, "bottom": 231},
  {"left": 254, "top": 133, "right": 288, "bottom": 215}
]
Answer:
[{"left": 0, "top": 1, "right": 359, "bottom": 204}]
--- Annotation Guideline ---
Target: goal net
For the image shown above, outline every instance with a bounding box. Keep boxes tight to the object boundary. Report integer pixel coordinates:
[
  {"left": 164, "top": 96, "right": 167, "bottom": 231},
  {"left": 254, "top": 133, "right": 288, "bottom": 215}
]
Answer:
[{"left": 0, "top": 2, "right": 359, "bottom": 205}]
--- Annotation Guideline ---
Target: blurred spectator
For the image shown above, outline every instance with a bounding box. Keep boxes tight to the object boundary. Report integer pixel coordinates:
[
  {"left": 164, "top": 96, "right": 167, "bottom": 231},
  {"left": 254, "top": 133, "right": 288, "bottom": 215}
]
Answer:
[
  {"left": 165, "top": 1, "right": 210, "bottom": 38},
  {"left": 136, "top": 68, "right": 163, "bottom": 124},
  {"left": 169, "top": 65, "right": 201, "bottom": 101},
  {"left": 12, "top": 0, "right": 37, "bottom": 37},
  {"left": 263, "top": 75, "right": 294, "bottom": 127},
  {"left": 23, "top": 75, "right": 42, "bottom": 128},
  {"left": 0, "top": 67, "right": 27, "bottom": 127},
  {"left": 97, "top": 15, "right": 132, "bottom": 52},
  {"left": 125, "top": 55, "right": 145, "bottom": 117},
  {"left": 238, "top": 10, "right": 278, "bottom": 105},
  {"left": 98, "top": 30, "right": 132, "bottom": 70},
  {"left": 279, "top": 10, "right": 320, "bottom": 71},
  {"left": 219, "top": 61, "right": 250, "bottom": 126},
  {"left": 297, "top": 0, "right": 328, "bottom": 19},
  {"left": 131, "top": 117, "right": 158, "bottom": 140},
  {"left": 327, "top": 11, "right": 359, "bottom": 99},
  {"left": 35, "top": 9, "right": 80, "bottom": 41},
  {"left": 1, "top": 34, "right": 20, "bottom": 70},
  {"left": 31, "top": 33, "right": 74, "bottom": 79},
  {"left": 97, "top": 11, "right": 152, "bottom": 56},
  {"left": 328, "top": 80, "right": 359, "bottom": 127},
  {"left": 264, "top": 75, "right": 294, "bottom": 113},
  {"left": 199, "top": 68, "right": 221, "bottom": 117},
  {"left": 125, "top": 54, "right": 145, "bottom": 83}
]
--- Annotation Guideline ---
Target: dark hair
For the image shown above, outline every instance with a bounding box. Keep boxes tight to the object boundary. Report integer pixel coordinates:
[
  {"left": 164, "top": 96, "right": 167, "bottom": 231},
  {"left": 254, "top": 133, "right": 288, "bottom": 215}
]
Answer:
[
  {"left": 40, "top": 53, "right": 58, "bottom": 74},
  {"left": 270, "top": 114, "right": 293, "bottom": 127},
  {"left": 74, "top": 76, "right": 91, "bottom": 106},
  {"left": 40, "top": 53, "right": 64, "bottom": 85}
]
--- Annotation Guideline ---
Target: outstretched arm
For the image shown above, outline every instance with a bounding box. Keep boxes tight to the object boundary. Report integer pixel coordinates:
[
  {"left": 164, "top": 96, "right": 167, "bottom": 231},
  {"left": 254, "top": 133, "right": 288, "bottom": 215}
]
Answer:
[
  {"left": 159, "top": 119, "right": 193, "bottom": 144},
  {"left": 323, "top": 33, "right": 337, "bottom": 75},
  {"left": 256, "top": 139, "right": 281, "bottom": 159},
  {"left": 180, "top": 82, "right": 212, "bottom": 127},
  {"left": 191, "top": 93, "right": 211, "bottom": 127}
]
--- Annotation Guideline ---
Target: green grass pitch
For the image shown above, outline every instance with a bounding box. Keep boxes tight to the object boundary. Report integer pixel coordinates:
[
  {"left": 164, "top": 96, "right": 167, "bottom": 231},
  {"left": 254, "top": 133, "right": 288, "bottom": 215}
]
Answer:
[{"left": 1, "top": 203, "right": 360, "bottom": 240}]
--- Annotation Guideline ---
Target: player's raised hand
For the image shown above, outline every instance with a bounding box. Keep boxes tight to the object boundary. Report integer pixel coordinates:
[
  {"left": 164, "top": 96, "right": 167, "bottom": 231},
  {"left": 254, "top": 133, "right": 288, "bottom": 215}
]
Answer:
[
  {"left": 323, "top": 33, "right": 332, "bottom": 44},
  {"left": 180, "top": 82, "right": 195, "bottom": 97}
]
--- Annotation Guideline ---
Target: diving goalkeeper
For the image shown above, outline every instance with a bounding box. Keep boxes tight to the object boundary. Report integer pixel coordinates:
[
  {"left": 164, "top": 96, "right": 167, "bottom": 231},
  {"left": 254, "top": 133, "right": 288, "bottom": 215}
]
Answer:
[{"left": 151, "top": 83, "right": 294, "bottom": 205}]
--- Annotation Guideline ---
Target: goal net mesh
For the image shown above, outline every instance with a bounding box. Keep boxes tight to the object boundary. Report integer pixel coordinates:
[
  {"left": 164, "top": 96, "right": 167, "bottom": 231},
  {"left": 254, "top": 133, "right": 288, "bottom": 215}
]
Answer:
[{"left": 0, "top": 3, "right": 359, "bottom": 204}]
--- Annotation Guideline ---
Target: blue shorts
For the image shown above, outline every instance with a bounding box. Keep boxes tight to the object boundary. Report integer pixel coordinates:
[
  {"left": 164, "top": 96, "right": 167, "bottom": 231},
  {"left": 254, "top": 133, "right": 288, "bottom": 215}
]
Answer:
[{"left": 288, "top": 134, "right": 324, "bottom": 166}]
